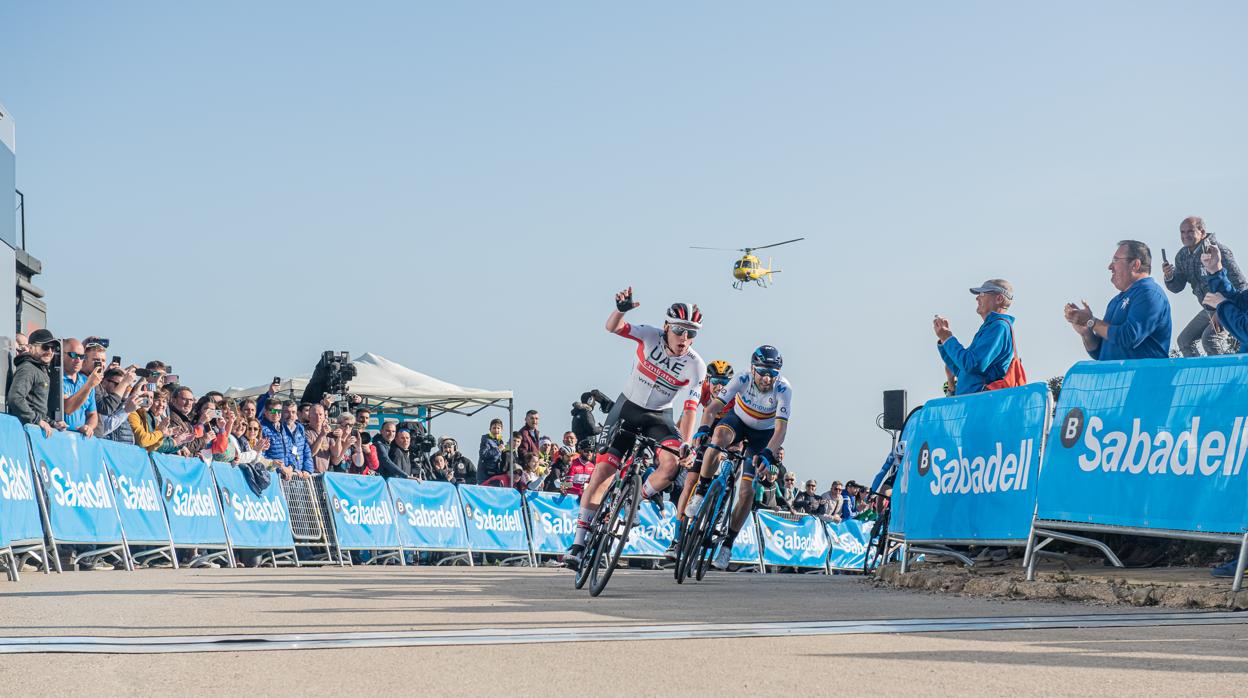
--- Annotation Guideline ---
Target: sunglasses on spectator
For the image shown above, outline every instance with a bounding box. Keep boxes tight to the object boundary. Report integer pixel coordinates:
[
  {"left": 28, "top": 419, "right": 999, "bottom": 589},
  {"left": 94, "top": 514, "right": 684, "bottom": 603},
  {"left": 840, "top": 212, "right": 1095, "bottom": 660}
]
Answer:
[
  {"left": 66, "top": 352, "right": 85, "bottom": 360},
  {"left": 785, "top": 478, "right": 795, "bottom": 482},
  {"left": 668, "top": 326, "right": 697, "bottom": 338},
  {"left": 267, "top": 408, "right": 281, "bottom": 414},
  {"left": 753, "top": 367, "right": 780, "bottom": 378}
]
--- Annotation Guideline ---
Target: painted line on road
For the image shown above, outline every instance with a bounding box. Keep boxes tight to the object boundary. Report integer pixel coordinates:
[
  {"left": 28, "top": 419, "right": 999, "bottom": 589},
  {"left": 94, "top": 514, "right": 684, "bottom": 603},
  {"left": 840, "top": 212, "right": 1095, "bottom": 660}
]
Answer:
[{"left": 1, "top": 611, "right": 1244, "bottom": 654}]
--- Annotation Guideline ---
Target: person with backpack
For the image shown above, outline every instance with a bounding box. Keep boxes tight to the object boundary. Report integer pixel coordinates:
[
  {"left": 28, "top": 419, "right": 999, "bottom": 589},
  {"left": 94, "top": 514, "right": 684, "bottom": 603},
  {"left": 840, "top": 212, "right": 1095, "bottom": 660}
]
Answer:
[{"left": 933, "top": 279, "right": 1026, "bottom": 396}]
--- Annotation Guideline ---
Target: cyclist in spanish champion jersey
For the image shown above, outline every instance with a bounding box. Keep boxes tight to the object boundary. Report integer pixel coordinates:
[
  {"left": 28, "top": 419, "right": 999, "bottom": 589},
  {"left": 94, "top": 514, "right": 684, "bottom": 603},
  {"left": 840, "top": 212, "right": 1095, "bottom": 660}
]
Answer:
[
  {"left": 685, "top": 345, "right": 791, "bottom": 570},
  {"left": 564, "top": 287, "right": 707, "bottom": 570},
  {"left": 663, "top": 359, "right": 734, "bottom": 560}
]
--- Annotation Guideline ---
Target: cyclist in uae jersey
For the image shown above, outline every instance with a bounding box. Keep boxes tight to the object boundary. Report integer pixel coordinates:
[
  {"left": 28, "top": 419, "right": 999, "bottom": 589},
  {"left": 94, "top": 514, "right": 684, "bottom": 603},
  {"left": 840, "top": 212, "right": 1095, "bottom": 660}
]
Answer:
[
  {"left": 685, "top": 345, "right": 792, "bottom": 570},
  {"left": 564, "top": 287, "right": 706, "bottom": 570},
  {"left": 664, "top": 360, "right": 734, "bottom": 560}
]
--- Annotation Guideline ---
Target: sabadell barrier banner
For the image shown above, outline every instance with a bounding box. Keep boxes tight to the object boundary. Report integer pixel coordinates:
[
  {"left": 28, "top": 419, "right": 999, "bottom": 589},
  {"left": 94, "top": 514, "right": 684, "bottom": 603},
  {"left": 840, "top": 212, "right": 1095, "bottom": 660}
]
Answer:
[
  {"left": 1038, "top": 357, "right": 1248, "bottom": 534},
  {"left": 899, "top": 382, "right": 1048, "bottom": 542},
  {"left": 826, "top": 518, "right": 873, "bottom": 571},
  {"left": 322, "top": 472, "right": 399, "bottom": 550},
  {"left": 0, "top": 414, "right": 43, "bottom": 544},
  {"left": 621, "top": 500, "right": 677, "bottom": 558},
  {"left": 150, "top": 453, "right": 228, "bottom": 547},
  {"left": 27, "top": 427, "right": 123, "bottom": 545},
  {"left": 390, "top": 479, "right": 470, "bottom": 552},
  {"left": 525, "top": 490, "right": 578, "bottom": 555},
  {"left": 757, "top": 510, "right": 830, "bottom": 568},
  {"left": 211, "top": 462, "right": 295, "bottom": 550},
  {"left": 728, "top": 509, "right": 762, "bottom": 565},
  {"left": 100, "top": 439, "right": 169, "bottom": 544},
  {"left": 457, "top": 484, "right": 529, "bottom": 554}
]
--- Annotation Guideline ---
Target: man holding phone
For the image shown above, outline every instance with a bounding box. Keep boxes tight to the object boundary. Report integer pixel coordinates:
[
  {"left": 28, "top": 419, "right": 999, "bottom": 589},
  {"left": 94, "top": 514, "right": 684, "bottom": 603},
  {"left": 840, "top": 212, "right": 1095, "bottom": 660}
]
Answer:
[
  {"left": 61, "top": 338, "right": 101, "bottom": 438},
  {"left": 1163, "top": 216, "right": 1245, "bottom": 357}
]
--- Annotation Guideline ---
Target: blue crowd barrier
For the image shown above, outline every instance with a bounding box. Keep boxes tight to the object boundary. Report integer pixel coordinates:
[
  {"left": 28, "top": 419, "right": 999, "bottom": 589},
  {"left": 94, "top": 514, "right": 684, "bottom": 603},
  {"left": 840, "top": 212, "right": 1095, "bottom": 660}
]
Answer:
[
  {"left": 211, "top": 462, "right": 296, "bottom": 552},
  {"left": 0, "top": 415, "right": 45, "bottom": 549},
  {"left": 525, "top": 490, "right": 577, "bottom": 556},
  {"left": 150, "top": 453, "right": 229, "bottom": 551},
  {"left": 621, "top": 500, "right": 677, "bottom": 558},
  {"left": 101, "top": 440, "right": 171, "bottom": 545},
  {"left": 896, "top": 383, "right": 1048, "bottom": 546},
  {"left": 27, "top": 427, "right": 124, "bottom": 548},
  {"left": 728, "top": 510, "right": 763, "bottom": 566},
  {"left": 457, "top": 484, "right": 531, "bottom": 559},
  {"left": 826, "top": 518, "right": 873, "bottom": 571},
  {"left": 390, "top": 479, "right": 470, "bottom": 553},
  {"left": 757, "top": 510, "right": 831, "bottom": 569},
  {"left": 1028, "top": 356, "right": 1248, "bottom": 590},
  {"left": 322, "top": 472, "right": 401, "bottom": 559}
]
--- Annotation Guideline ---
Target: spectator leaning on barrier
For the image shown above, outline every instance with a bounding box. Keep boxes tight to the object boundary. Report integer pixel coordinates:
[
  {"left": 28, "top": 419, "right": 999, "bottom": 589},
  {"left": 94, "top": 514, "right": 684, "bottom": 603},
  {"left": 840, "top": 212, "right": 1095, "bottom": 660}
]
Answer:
[
  {"left": 260, "top": 399, "right": 311, "bottom": 480},
  {"left": 1065, "top": 240, "right": 1173, "bottom": 361},
  {"left": 130, "top": 389, "right": 186, "bottom": 453},
  {"left": 478, "top": 418, "right": 506, "bottom": 484},
  {"left": 373, "top": 420, "right": 399, "bottom": 476},
  {"left": 6, "top": 328, "right": 61, "bottom": 437},
  {"left": 1163, "top": 216, "right": 1245, "bottom": 357},
  {"left": 793, "top": 479, "right": 827, "bottom": 516},
  {"left": 778, "top": 472, "right": 798, "bottom": 513},
  {"left": 820, "top": 481, "right": 846, "bottom": 523},
  {"left": 1197, "top": 244, "right": 1248, "bottom": 350},
  {"left": 933, "top": 279, "right": 1025, "bottom": 396},
  {"left": 438, "top": 437, "right": 476, "bottom": 483},
  {"left": 428, "top": 453, "right": 454, "bottom": 482},
  {"left": 385, "top": 429, "right": 419, "bottom": 479},
  {"left": 61, "top": 338, "right": 101, "bottom": 437},
  {"left": 98, "top": 366, "right": 147, "bottom": 444},
  {"left": 753, "top": 468, "right": 780, "bottom": 511},
  {"left": 304, "top": 403, "right": 332, "bottom": 472}
]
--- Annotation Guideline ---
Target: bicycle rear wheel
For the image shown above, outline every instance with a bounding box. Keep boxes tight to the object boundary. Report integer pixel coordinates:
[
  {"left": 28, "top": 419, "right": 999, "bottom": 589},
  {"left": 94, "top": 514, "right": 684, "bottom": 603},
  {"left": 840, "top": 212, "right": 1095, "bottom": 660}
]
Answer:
[{"left": 588, "top": 474, "right": 641, "bottom": 597}]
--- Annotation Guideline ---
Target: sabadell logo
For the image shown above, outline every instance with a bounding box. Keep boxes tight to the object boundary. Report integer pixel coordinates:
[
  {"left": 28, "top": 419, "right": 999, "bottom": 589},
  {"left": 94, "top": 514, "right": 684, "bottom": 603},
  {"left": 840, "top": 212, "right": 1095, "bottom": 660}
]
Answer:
[{"left": 396, "top": 499, "right": 407, "bottom": 515}]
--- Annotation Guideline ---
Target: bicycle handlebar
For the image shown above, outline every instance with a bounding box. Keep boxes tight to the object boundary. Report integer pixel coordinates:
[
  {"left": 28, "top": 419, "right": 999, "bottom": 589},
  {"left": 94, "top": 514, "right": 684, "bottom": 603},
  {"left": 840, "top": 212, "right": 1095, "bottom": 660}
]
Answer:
[{"left": 615, "top": 426, "right": 686, "bottom": 458}]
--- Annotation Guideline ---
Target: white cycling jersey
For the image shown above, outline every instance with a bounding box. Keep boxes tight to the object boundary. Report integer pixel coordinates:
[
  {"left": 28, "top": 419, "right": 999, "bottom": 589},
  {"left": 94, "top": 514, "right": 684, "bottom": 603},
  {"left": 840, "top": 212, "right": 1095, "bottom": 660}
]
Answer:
[
  {"left": 719, "top": 373, "right": 793, "bottom": 430},
  {"left": 614, "top": 323, "right": 706, "bottom": 412}
]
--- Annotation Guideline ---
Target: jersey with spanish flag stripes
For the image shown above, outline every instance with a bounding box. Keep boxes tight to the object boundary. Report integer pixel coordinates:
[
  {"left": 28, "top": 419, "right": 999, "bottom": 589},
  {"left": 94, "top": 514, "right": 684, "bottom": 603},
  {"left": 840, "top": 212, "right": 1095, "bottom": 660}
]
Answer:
[
  {"left": 614, "top": 323, "right": 706, "bottom": 412},
  {"left": 719, "top": 373, "right": 792, "bottom": 430}
]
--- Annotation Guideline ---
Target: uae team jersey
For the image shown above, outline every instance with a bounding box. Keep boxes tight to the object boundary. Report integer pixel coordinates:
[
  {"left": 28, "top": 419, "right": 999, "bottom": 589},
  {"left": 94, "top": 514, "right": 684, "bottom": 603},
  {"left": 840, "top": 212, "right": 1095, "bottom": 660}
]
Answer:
[
  {"left": 614, "top": 323, "right": 707, "bottom": 412},
  {"left": 719, "top": 373, "right": 793, "bottom": 430}
]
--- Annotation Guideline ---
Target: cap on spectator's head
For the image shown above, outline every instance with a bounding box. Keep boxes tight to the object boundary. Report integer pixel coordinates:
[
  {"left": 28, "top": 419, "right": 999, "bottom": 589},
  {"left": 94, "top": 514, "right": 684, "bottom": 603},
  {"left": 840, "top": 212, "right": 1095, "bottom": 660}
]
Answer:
[
  {"left": 969, "top": 279, "right": 1014, "bottom": 301},
  {"left": 440, "top": 436, "right": 457, "bottom": 448},
  {"left": 83, "top": 336, "right": 109, "bottom": 349},
  {"left": 846, "top": 480, "right": 862, "bottom": 489},
  {"left": 28, "top": 328, "right": 56, "bottom": 346}
]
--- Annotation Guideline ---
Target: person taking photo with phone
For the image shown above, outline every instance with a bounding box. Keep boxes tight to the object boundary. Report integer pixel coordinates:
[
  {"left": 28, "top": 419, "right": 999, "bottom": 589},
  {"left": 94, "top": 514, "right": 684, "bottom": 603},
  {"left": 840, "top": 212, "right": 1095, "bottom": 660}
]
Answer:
[{"left": 1162, "top": 216, "right": 1246, "bottom": 356}]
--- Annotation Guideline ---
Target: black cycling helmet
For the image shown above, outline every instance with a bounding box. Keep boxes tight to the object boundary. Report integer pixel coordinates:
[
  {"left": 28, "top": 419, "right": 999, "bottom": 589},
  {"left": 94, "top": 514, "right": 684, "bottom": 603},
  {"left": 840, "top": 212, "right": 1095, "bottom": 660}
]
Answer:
[
  {"left": 751, "top": 345, "right": 783, "bottom": 371},
  {"left": 665, "top": 302, "right": 702, "bottom": 329}
]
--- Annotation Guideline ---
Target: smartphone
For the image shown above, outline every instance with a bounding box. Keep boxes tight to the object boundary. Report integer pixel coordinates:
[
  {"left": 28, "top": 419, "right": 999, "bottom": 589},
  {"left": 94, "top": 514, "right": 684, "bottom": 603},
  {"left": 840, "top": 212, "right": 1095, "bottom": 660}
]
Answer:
[
  {"left": 164, "top": 374, "right": 180, "bottom": 385},
  {"left": 209, "top": 409, "right": 222, "bottom": 419},
  {"left": 1162, "top": 248, "right": 1168, "bottom": 264},
  {"left": 111, "top": 355, "right": 121, "bottom": 366},
  {"left": 137, "top": 397, "right": 151, "bottom": 408},
  {"left": 146, "top": 383, "right": 158, "bottom": 393},
  {"left": 93, "top": 359, "right": 104, "bottom": 370}
]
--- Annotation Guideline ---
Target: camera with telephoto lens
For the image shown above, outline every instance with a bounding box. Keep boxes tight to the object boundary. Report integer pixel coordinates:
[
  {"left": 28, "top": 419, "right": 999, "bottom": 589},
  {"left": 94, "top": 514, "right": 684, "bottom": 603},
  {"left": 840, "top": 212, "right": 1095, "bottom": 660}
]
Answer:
[{"left": 302, "top": 350, "right": 359, "bottom": 417}]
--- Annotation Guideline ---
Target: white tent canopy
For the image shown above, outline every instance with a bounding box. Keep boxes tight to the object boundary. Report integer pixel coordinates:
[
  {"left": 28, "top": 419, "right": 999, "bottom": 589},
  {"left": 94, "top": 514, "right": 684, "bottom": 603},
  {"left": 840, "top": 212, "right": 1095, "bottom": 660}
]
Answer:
[{"left": 225, "top": 352, "right": 512, "bottom": 420}]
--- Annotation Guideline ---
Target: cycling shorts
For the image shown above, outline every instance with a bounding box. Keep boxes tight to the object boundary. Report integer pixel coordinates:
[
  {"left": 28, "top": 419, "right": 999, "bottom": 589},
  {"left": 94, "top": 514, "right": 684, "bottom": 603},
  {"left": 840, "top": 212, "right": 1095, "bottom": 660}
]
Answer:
[
  {"left": 715, "top": 411, "right": 774, "bottom": 478},
  {"left": 603, "top": 398, "right": 681, "bottom": 460}
]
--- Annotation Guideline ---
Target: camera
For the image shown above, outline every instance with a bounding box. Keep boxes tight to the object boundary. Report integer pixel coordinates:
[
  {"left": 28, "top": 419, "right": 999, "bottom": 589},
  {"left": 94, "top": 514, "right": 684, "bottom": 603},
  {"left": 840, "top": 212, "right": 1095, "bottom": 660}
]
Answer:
[{"left": 301, "top": 350, "right": 359, "bottom": 418}]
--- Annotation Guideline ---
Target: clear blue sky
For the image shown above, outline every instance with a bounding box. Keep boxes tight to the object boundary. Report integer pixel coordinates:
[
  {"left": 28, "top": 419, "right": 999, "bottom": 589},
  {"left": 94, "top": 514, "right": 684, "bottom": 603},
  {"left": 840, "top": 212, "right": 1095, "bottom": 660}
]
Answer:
[{"left": 3, "top": 2, "right": 1247, "bottom": 486}]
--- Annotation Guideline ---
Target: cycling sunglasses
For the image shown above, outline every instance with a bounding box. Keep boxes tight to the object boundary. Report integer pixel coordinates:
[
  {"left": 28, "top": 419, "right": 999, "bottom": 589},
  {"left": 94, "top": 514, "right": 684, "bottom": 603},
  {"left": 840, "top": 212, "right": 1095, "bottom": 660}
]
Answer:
[
  {"left": 753, "top": 366, "right": 780, "bottom": 378},
  {"left": 709, "top": 376, "right": 731, "bottom": 386},
  {"left": 668, "top": 326, "right": 698, "bottom": 338},
  {"left": 66, "top": 352, "right": 86, "bottom": 360}
]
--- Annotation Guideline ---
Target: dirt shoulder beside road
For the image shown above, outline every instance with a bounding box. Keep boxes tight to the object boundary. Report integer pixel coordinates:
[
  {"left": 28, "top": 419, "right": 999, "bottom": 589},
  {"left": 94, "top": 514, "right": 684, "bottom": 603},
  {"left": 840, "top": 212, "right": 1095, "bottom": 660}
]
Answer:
[{"left": 876, "top": 561, "right": 1248, "bottom": 609}]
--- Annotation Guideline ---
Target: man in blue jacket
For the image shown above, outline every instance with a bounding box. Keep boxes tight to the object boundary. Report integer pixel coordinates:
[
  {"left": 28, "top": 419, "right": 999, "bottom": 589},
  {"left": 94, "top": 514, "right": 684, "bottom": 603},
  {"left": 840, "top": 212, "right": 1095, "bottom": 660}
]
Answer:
[
  {"left": 1065, "top": 240, "right": 1172, "bottom": 360},
  {"left": 261, "top": 399, "right": 314, "bottom": 479},
  {"left": 933, "top": 279, "right": 1017, "bottom": 395}
]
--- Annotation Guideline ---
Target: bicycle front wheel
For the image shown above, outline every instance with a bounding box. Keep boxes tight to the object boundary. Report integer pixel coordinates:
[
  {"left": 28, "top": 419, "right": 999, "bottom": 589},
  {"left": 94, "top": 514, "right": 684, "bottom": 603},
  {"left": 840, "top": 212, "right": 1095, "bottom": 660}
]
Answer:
[{"left": 588, "top": 475, "right": 641, "bottom": 597}]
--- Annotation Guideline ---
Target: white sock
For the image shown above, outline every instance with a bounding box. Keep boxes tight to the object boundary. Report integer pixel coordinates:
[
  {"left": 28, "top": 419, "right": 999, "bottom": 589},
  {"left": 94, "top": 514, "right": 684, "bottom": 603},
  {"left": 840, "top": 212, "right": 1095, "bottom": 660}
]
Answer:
[
  {"left": 573, "top": 506, "right": 597, "bottom": 547},
  {"left": 642, "top": 480, "right": 659, "bottom": 499}
]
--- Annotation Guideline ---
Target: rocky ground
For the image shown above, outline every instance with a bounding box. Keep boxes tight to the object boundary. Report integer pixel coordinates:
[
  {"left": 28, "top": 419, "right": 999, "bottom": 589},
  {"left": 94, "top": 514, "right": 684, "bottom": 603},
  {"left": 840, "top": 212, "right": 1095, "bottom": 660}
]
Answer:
[{"left": 875, "top": 558, "right": 1248, "bottom": 609}]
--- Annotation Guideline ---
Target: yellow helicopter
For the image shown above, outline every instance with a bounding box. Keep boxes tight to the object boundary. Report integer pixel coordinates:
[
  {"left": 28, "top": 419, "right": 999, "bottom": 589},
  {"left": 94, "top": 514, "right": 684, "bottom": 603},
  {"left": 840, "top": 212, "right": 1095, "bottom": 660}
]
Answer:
[{"left": 690, "top": 238, "right": 805, "bottom": 289}]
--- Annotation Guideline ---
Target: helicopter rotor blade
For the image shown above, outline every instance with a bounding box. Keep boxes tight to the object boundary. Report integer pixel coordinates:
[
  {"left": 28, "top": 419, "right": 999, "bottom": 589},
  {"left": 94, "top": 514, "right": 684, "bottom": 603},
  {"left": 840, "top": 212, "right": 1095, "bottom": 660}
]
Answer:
[
  {"left": 749, "top": 237, "right": 806, "bottom": 251},
  {"left": 689, "top": 246, "right": 746, "bottom": 252}
]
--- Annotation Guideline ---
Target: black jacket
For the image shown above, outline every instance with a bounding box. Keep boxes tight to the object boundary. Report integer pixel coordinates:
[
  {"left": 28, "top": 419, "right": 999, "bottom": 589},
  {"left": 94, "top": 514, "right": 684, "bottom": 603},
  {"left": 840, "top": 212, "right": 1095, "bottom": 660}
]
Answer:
[
  {"left": 384, "top": 444, "right": 415, "bottom": 479},
  {"left": 444, "top": 451, "right": 476, "bottom": 483},
  {"left": 6, "top": 353, "right": 51, "bottom": 426},
  {"left": 570, "top": 402, "right": 600, "bottom": 444},
  {"left": 793, "top": 490, "right": 828, "bottom": 516}
]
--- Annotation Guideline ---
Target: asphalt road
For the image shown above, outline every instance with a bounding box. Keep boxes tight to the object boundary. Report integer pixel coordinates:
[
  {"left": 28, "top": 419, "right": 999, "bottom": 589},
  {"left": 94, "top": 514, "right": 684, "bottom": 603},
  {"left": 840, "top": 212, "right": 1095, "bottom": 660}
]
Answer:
[{"left": 2, "top": 566, "right": 1245, "bottom": 696}]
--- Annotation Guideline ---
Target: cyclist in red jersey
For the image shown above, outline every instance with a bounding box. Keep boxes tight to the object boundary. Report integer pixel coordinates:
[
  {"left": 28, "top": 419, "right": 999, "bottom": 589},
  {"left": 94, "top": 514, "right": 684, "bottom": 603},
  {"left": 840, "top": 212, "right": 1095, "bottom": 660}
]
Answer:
[{"left": 564, "top": 287, "right": 706, "bottom": 569}]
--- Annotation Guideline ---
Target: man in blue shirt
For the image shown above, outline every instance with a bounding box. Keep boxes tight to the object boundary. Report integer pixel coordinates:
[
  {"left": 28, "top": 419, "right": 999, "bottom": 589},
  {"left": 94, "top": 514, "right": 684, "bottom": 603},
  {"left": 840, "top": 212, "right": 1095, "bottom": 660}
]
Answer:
[
  {"left": 60, "top": 338, "right": 101, "bottom": 436},
  {"left": 1065, "top": 240, "right": 1172, "bottom": 361},
  {"left": 933, "top": 278, "right": 1018, "bottom": 395}
]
